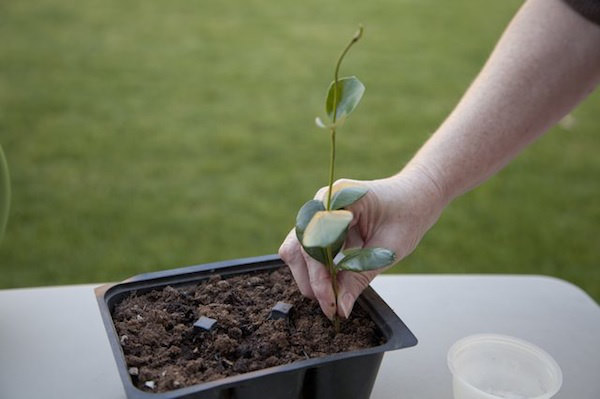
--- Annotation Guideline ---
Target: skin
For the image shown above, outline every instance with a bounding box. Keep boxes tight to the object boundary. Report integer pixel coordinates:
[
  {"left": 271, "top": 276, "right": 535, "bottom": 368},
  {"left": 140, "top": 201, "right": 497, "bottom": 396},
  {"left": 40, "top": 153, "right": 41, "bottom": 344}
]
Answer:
[{"left": 280, "top": 0, "right": 600, "bottom": 320}]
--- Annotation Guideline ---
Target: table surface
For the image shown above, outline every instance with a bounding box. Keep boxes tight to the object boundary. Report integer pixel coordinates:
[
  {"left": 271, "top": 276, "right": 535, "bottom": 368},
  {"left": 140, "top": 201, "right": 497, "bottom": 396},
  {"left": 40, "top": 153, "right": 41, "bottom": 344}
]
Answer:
[{"left": 1, "top": 274, "right": 599, "bottom": 399}]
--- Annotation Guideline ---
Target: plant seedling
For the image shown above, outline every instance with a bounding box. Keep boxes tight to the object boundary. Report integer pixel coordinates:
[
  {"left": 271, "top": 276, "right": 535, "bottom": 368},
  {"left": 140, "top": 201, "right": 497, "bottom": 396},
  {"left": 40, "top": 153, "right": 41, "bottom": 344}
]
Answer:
[{"left": 295, "top": 26, "right": 396, "bottom": 330}]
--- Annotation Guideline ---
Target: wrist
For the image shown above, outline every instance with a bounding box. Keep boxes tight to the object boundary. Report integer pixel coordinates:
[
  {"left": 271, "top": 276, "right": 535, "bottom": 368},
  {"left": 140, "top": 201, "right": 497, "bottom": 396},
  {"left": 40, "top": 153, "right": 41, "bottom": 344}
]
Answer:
[
  {"left": 356, "top": 164, "right": 449, "bottom": 258},
  {"left": 392, "top": 162, "right": 451, "bottom": 212}
]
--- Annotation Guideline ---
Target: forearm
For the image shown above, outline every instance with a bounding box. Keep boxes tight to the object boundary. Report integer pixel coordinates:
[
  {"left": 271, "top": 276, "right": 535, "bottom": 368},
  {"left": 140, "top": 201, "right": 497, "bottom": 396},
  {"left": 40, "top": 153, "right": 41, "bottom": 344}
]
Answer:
[{"left": 403, "top": 0, "right": 600, "bottom": 202}]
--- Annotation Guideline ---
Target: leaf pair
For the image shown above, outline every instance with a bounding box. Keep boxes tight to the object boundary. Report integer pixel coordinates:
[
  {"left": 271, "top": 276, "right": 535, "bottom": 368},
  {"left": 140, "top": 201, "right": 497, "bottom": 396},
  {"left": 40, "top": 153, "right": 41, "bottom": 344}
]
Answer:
[
  {"left": 304, "top": 211, "right": 397, "bottom": 272},
  {"left": 295, "top": 186, "right": 396, "bottom": 272},
  {"left": 295, "top": 200, "right": 348, "bottom": 264},
  {"left": 316, "top": 76, "right": 365, "bottom": 129},
  {"left": 296, "top": 186, "right": 367, "bottom": 250}
]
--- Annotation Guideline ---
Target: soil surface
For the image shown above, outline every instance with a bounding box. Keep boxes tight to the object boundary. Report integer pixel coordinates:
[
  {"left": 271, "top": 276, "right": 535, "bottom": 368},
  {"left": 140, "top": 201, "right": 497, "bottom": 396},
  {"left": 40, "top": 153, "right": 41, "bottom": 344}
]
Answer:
[{"left": 112, "top": 267, "right": 384, "bottom": 392}]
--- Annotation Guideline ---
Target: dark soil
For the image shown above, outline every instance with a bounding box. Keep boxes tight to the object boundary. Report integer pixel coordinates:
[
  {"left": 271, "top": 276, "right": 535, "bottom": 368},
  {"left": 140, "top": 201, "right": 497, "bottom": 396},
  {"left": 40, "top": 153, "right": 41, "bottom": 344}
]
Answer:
[{"left": 112, "top": 267, "right": 384, "bottom": 393}]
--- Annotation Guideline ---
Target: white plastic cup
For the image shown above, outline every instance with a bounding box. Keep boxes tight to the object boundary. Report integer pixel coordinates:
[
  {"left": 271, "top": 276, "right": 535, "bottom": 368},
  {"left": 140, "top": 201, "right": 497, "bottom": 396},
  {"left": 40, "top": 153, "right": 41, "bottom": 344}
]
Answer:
[{"left": 447, "top": 334, "right": 563, "bottom": 399}]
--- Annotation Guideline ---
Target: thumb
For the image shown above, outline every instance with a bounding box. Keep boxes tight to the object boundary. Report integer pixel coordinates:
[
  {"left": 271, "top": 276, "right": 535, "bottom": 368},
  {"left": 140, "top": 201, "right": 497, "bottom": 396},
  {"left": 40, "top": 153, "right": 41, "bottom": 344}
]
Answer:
[{"left": 336, "top": 269, "right": 379, "bottom": 318}]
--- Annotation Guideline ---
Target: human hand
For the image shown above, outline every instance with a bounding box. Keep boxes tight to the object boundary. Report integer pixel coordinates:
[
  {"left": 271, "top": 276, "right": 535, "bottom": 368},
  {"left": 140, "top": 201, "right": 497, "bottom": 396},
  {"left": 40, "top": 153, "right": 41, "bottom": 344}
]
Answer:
[{"left": 279, "top": 168, "right": 448, "bottom": 319}]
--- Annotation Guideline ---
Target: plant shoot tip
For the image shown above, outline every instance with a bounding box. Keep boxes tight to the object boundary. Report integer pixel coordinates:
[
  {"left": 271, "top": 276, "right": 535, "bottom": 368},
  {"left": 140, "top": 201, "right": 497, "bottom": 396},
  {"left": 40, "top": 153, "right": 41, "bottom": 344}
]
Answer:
[{"left": 353, "top": 25, "right": 364, "bottom": 42}]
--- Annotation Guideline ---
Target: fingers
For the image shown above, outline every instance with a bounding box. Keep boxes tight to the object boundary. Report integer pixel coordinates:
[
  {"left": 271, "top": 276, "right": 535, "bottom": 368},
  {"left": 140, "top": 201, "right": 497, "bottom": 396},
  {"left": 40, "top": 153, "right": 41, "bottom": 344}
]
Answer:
[
  {"left": 303, "top": 251, "right": 337, "bottom": 320},
  {"left": 283, "top": 178, "right": 374, "bottom": 320},
  {"left": 336, "top": 269, "right": 379, "bottom": 318},
  {"left": 279, "top": 229, "right": 314, "bottom": 299},
  {"left": 279, "top": 226, "right": 380, "bottom": 321},
  {"left": 279, "top": 228, "right": 337, "bottom": 319}
]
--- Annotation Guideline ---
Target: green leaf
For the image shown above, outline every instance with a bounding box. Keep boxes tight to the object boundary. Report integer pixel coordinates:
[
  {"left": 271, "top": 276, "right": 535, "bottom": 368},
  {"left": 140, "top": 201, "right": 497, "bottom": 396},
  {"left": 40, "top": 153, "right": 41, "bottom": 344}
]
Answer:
[
  {"left": 295, "top": 199, "right": 325, "bottom": 238},
  {"left": 337, "top": 248, "right": 396, "bottom": 272},
  {"left": 304, "top": 246, "right": 328, "bottom": 264},
  {"left": 0, "top": 145, "right": 10, "bottom": 243},
  {"left": 331, "top": 186, "right": 369, "bottom": 210},
  {"left": 302, "top": 210, "right": 353, "bottom": 248},
  {"left": 295, "top": 199, "right": 327, "bottom": 263},
  {"left": 325, "top": 76, "right": 365, "bottom": 122},
  {"left": 328, "top": 233, "right": 346, "bottom": 261},
  {"left": 295, "top": 200, "right": 346, "bottom": 264}
]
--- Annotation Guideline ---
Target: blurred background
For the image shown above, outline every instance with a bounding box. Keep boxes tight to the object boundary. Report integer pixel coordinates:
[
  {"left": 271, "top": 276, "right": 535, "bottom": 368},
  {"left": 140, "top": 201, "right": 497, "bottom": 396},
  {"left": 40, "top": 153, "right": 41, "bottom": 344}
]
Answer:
[{"left": 1, "top": 0, "right": 598, "bottom": 302}]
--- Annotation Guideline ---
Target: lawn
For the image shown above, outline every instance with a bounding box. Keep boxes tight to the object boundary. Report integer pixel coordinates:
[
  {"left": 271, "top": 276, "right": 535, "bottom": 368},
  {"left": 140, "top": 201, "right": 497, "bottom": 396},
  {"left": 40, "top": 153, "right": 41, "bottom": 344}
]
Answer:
[{"left": 1, "top": 0, "right": 598, "bottom": 302}]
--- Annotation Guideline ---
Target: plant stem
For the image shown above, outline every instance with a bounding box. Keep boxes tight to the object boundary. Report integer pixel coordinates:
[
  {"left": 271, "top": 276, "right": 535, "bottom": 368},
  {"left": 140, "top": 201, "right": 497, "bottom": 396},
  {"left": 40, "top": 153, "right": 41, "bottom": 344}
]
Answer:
[
  {"left": 332, "top": 28, "right": 363, "bottom": 120},
  {"left": 326, "top": 128, "right": 336, "bottom": 211},
  {"left": 326, "top": 246, "right": 340, "bottom": 332},
  {"left": 326, "top": 25, "right": 363, "bottom": 210}
]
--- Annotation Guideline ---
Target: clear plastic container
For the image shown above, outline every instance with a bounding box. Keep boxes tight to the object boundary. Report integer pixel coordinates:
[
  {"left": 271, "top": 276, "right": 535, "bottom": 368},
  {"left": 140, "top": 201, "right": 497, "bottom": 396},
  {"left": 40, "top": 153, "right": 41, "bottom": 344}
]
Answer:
[{"left": 447, "top": 334, "right": 562, "bottom": 399}]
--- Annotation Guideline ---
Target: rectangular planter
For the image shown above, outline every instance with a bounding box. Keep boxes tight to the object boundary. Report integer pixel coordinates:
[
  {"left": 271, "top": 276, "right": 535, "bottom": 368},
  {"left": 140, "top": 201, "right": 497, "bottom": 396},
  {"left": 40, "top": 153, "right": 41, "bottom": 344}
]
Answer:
[{"left": 95, "top": 254, "right": 417, "bottom": 399}]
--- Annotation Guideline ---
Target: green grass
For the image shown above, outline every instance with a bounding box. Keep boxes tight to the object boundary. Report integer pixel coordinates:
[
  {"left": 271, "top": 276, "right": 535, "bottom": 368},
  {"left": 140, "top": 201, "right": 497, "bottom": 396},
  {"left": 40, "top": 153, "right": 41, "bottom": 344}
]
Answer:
[{"left": 1, "top": 0, "right": 598, "bottom": 303}]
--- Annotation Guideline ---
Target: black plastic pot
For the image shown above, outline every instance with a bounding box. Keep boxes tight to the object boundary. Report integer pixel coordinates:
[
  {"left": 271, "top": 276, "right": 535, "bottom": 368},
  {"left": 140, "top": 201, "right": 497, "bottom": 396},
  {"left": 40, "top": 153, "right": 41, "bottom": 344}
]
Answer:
[{"left": 96, "top": 254, "right": 417, "bottom": 399}]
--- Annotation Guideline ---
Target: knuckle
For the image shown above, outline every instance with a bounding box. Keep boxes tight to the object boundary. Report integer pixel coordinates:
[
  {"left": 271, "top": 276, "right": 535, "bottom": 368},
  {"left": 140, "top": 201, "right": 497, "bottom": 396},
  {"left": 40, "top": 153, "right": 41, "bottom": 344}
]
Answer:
[
  {"left": 278, "top": 242, "right": 291, "bottom": 260},
  {"left": 334, "top": 178, "right": 354, "bottom": 186},
  {"left": 278, "top": 232, "right": 301, "bottom": 264},
  {"left": 278, "top": 243, "right": 292, "bottom": 263}
]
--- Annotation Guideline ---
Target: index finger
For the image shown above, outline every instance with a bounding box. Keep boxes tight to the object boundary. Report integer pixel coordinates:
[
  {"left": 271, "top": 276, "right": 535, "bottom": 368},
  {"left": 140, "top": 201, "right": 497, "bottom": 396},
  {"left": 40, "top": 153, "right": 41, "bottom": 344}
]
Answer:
[{"left": 279, "top": 229, "right": 314, "bottom": 299}]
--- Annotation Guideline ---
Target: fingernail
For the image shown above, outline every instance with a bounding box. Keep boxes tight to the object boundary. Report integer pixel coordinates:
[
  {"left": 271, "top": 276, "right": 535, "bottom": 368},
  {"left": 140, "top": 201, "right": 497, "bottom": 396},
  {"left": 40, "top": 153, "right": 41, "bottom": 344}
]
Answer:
[{"left": 340, "top": 293, "right": 354, "bottom": 318}]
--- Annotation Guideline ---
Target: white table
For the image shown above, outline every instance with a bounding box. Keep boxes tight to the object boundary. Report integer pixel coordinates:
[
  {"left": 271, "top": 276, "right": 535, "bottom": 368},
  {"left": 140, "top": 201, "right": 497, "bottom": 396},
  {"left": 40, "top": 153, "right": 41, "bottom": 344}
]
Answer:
[{"left": 1, "top": 275, "right": 599, "bottom": 399}]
